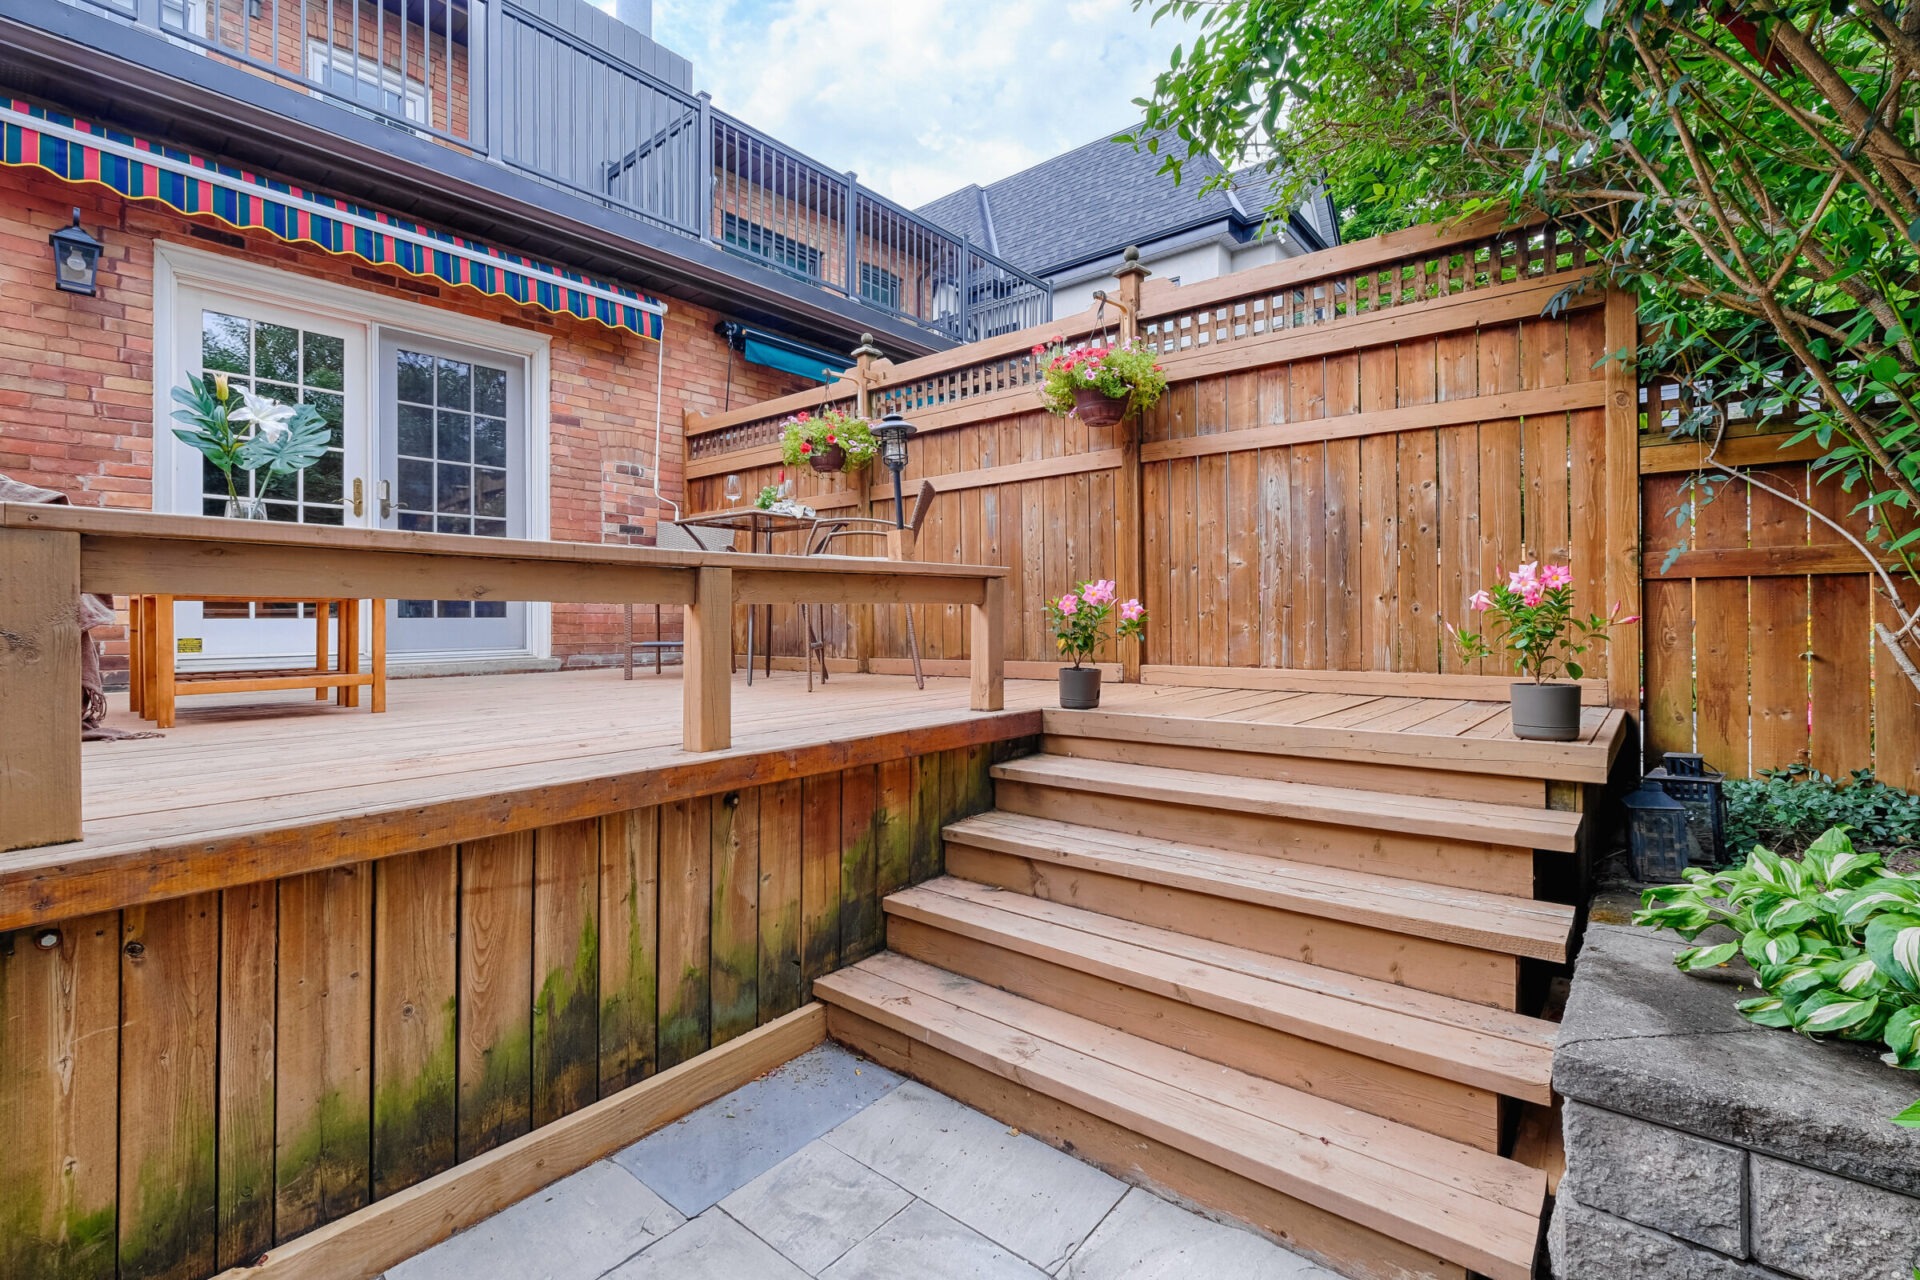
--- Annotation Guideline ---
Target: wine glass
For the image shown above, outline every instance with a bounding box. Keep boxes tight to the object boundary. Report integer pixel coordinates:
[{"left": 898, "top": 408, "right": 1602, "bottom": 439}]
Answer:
[{"left": 723, "top": 474, "right": 743, "bottom": 506}]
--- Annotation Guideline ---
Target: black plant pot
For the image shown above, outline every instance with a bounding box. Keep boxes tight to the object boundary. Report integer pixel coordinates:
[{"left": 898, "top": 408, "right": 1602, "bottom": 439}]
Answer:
[
  {"left": 1510, "top": 681, "right": 1582, "bottom": 741},
  {"left": 1058, "top": 665, "right": 1102, "bottom": 710}
]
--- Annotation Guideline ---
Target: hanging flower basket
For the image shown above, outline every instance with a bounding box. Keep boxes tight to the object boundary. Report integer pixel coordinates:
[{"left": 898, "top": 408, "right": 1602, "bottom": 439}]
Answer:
[
  {"left": 807, "top": 442, "right": 848, "bottom": 473},
  {"left": 780, "top": 409, "right": 877, "bottom": 475},
  {"left": 1072, "top": 386, "right": 1128, "bottom": 426}
]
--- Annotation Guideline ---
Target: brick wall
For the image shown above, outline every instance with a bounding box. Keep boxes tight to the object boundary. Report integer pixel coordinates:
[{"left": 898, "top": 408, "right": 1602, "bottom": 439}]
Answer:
[{"left": 0, "top": 163, "right": 805, "bottom": 668}]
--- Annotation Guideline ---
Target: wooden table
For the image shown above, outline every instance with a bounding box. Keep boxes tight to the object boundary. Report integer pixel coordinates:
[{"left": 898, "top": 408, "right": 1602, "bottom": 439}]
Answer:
[
  {"left": 127, "top": 595, "right": 387, "bottom": 728},
  {"left": 677, "top": 508, "right": 820, "bottom": 684}
]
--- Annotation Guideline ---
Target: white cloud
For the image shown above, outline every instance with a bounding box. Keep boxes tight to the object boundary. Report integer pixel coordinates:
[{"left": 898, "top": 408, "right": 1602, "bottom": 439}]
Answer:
[{"left": 632, "top": 0, "right": 1193, "bottom": 208}]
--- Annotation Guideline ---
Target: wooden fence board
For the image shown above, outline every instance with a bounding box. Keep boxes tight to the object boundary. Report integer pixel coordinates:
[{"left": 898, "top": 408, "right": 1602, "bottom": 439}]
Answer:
[
  {"left": 656, "top": 797, "right": 712, "bottom": 1071},
  {"left": 710, "top": 788, "right": 760, "bottom": 1048},
  {"left": 456, "top": 832, "right": 534, "bottom": 1162},
  {"left": 217, "top": 884, "right": 276, "bottom": 1269},
  {"left": 598, "top": 807, "right": 660, "bottom": 1096},
  {"left": 371, "top": 848, "right": 458, "bottom": 1200},
  {"left": 532, "top": 821, "right": 600, "bottom": 1126}
]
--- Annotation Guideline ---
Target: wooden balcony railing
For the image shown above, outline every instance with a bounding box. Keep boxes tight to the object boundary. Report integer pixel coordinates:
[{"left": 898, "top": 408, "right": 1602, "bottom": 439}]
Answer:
[{"left": 0, "top": 504, "right": 1006, "bottom": 852}]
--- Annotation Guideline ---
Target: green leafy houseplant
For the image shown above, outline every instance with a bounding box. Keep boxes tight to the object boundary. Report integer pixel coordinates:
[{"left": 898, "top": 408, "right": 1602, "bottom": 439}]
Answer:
[
  {"left": 779, "top": 409, "right": 876, "bottom": 471},
  {"left": 1447, "top": 560, "right": 1635, "bottom": 682},
  {"left": 170, "top": 371, "right": 331, "bottom": 515},
  {"left": 1035, "top": 339, "right": 1169, "bottom": 417},
  {"left": 1635, "top": 827, "right": 1920, "bottom": 1127}
]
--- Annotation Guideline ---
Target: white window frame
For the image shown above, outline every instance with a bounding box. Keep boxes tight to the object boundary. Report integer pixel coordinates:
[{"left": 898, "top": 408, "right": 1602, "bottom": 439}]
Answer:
[
  {"left": 305, "top": 39, "right": 432, "bottom": 129},
  {"left": 152, "top": 240, "right": 554, "bottom": 661}
]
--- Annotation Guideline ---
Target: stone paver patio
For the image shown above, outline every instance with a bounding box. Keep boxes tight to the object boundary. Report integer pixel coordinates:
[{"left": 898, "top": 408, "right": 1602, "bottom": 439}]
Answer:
[{"left": 383, "top": 1044, "right": 1339, "bottom": 1279}]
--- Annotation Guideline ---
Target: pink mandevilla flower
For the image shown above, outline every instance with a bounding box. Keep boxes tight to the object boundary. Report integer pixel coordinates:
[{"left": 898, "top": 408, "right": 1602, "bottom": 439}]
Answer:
[
  {"left": 1508, "top": 562, "right": 1539, "bottom": 592},
  {"left": 1540, "top": 564, "right": 1573, "bottom": 590},
  {"left": 1119, "top": 599, "right": 1145, "bottom": 621},
  {"left": 1058, "top": 593, "right": 1080, "bottom": 617},
  {"left": 1083, "top": 579, "right": 1117, "bottom": 606},
  {"left": 1468, "top": 589, "right": 1493, "bottom": 612},
  {"left": 1521, "top": 583, "right": 1547, "bottom": 607}
]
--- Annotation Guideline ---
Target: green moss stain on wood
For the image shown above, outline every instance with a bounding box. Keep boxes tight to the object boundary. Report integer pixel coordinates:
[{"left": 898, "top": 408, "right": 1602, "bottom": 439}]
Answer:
[
  {"left": 458, "top": 832, "right": 535, "bottom": 1161},
  {"left": 875, "top": 757, "right": 915, "bottom": 902},
  {"left": 274, "top": 866, "right": 373, "bottom": 1241},
  {"left": 757, "top": 779, "right": 805, "bottom": 1022},
  {"left": 372, "top": 847, "right": 459, "bottom": 1200},
  {"left": 217, "top": 881, "right": 276, "bottom": 1269},
  {"left": 533, "top": 821, "right": 601, "bottom": 1126},
  {"left": 839, "top": 765, "right": 882, "bottom": 964},
  {"left": 599, "top": 807, "right": 660, "bottom": 1095},
  {"left": 657, "top": 796, "right": 712, "bottom": 1071},
  {"left": 710, "top": 787, "right": 761, "bottom": 1047},
  {"left": 911, "top": 750, "right": 945, "bottom": 883},
  {"left": 800, "top": 772, "right": 842, "bottom": 987},
  {"left": 117, "top": 895, "right": 219, "bottom": 1280},
  {"left": 0, "top": 911, "right": 119, "bottom": 1280}
]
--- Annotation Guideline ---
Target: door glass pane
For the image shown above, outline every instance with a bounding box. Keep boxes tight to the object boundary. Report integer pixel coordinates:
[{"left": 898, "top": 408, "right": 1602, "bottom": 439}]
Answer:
[
  {"left": 198, "top": 309, "right": 349, "bottom": 621},
  {"left": 391, "top": 346, "right": 513, "bottom": 620}
]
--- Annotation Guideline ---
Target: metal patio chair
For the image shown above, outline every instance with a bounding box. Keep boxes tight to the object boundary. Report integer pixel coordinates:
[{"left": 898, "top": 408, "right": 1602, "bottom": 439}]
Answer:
[
  {"left": 623, "top": 519, "right": 738, "bottom": 679},
  {"left": 800, "top": 480, "right": 937, "bottom": 692}
]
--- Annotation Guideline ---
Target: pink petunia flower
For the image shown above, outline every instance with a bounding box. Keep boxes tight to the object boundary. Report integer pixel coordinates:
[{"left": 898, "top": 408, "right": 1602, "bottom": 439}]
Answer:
[
  {"left": 1058, "top": 593, "right": 1080, "bottom": 617},
  {"left": 1468, "top": 589, "right": 1493, "bottom": 612}
]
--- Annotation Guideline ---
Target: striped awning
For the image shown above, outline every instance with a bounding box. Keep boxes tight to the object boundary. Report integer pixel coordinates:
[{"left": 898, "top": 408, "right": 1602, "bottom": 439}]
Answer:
[{"left": 1, "top": 99, "right": 666, "bottom": 340}]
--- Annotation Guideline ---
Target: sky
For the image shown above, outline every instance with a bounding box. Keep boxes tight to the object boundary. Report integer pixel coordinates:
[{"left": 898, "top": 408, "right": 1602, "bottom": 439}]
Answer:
[{"left": 634, "top": 0, "right": 1196, "bottom": 210}]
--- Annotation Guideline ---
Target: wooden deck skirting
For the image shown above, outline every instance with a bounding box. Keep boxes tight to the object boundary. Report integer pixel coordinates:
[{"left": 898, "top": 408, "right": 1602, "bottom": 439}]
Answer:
[{"left": 0, "top": 505, "right": 1008, "bottom": 852}]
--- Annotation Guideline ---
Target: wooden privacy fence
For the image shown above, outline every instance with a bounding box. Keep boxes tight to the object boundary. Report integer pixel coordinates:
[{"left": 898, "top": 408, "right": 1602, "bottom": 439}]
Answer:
[
  {"left": 685, "top": 214, "right": 1642, "bottom": 706},
  {"left": 1639, "top": 422, "right": 1920, "bottom": 789},
  {"left": 0, "top": 504, "right": 1007, "bottom": 852}
]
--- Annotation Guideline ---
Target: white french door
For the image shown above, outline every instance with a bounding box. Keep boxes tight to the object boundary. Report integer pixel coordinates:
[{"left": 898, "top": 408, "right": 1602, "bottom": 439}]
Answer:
[
  {"left": 164, "top": 286, "right": 368, "bottom": 667},
  {"left": 157, "top": 247, "right": 547, "bottom": 668}
]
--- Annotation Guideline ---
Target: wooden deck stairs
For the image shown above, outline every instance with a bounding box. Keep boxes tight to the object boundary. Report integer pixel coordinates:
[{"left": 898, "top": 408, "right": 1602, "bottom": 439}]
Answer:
[{"left": 818, "top": 694, "right": 1623, "bottom": 1280}]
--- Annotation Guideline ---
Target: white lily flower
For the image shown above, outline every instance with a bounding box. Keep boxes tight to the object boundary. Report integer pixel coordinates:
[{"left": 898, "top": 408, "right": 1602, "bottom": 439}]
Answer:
[{"left": 230, "top": 387, "right": 297, "bottom": 440}]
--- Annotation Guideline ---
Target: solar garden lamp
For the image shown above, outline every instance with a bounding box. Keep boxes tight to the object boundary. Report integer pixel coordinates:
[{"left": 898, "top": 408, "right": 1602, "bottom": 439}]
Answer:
[{"left": 873, "top": 411, "right": 917, "bottom": 527}]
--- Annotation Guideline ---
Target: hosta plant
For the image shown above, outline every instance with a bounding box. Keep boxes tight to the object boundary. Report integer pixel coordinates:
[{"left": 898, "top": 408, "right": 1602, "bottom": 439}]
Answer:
[{"left": 1635, "top": 827, "right": 1920, "bottom": 1127}]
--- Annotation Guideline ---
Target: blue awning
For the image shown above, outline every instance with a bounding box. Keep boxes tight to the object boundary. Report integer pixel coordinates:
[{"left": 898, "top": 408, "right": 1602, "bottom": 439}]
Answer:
[{"left": 735, "top": 326, "right": 854, "bottom": 383}]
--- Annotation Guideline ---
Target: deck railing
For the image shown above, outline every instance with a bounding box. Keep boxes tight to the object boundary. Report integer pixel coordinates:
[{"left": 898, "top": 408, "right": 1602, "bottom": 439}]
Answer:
[
  {"left": 47, "top": 0, "right": 1053, "bottom": 344},
  {"left": 0, "top": 504, "right": 1006, "bottom": 852}
]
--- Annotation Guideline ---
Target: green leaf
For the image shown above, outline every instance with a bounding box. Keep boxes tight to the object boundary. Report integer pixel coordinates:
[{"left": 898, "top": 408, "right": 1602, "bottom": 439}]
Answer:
[
  {"left": 1866, "top": 916, "right": 1920, "bottom": 992},
  {"left": 1796, "top": 992, "right": 1877, "bottom": 1035},
  {"left": 1674, "top": 941, "right": 1738, "bottom": 971},
  {"left": 1891, "top": 1098, "right": 1920, "bottom": 1128},
  {"left": 1737, "top": 995, "right": 1794, "bottom": 1028},
  {"left": 1582, "top": 0, "right": 1607, "bottom": 29}
]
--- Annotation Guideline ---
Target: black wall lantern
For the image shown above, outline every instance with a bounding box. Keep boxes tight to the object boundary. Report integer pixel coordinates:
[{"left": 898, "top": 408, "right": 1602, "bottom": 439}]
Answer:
[
  {"left": 49, "top": 210, "right": 103, "bottom": 296},
  {"left": 1622, "top": 784, "right": 1695, "bottom": 883},
  {"left": 872, "top": 410, "right": 917, "bottom": 527}
]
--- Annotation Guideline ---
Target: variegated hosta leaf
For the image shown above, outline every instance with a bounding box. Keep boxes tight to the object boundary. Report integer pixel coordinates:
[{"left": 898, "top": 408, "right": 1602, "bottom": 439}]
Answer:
[
  {"left": 1883, "top": 1008, "right": 1920, "bottom": 1065},
  {"left": 1761, "top": 899, "right": 1818, "bottom": 932},
  {"left": 1842, "top": 880, "right": 1920, "bottom": 928},
  {"left": 1794, "top": 992, "right": 1878, "bottom": 1036},
  {"left": 1866, "top": 916, "right": 1920, "bottom": 993},
  {"left": 1830, "top": 956, "right": 1885, "bottom": 995},
  {"left": 1823, "top": 849, "right": 1884, "bottom": 888},
  {"left": 1743, "top": 930, "right": 1801, "bottom": 969},
  {"left": 1737, "top": 995, "right": 1795, "bottom": 1028},
  {"left": 1773, "top": 966, "right": 1827, "bottom": 997},
  {"left": 1674, "top": 941, "right": 1738, "bottom": 972}
]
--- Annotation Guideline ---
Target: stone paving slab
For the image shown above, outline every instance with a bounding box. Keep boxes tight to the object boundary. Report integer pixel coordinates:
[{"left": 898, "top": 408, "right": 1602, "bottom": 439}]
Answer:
[
  {"left": 1058, "top": 1188, "right": 1340, "bottom": 1279},
  {"left": 819, "top": 1198, "right": 1049, "bottom": 1280},
  {"left": 822, "top": 1081, "right": 1128, "bottom": 1272},
  {"left": 602, "top": 1208, "right": 810, "bottom": 1279},
  {"left": 719, "top": 1140, "right": 914, "bottom": 1275},
  {"left": 384, "top": 1160, "right": 682, "bottom": 1280},
  {"left": 611, "top": 1042, "right": 904, "bottom": 1216}
]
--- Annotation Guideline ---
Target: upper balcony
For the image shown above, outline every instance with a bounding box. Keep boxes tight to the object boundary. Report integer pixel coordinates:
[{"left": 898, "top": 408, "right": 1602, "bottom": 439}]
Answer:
[{"left": 25, "top": 0, "right": 1052, "bottom": 349}]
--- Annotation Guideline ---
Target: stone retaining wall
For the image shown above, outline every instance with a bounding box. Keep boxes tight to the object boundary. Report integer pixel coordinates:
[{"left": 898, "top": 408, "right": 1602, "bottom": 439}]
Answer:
[{"left": 1550, "top": 916, "right": 1920, "bottom": 1280}]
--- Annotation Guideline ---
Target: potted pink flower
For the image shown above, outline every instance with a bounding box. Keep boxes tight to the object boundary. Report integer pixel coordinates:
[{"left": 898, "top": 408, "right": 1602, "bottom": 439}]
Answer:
[
  {"left": 1448, "top": 560, "right": 1637, "bottom": 741},
  {"left": 1045, "top": 577, "right": 1146, "bottom": 709}
]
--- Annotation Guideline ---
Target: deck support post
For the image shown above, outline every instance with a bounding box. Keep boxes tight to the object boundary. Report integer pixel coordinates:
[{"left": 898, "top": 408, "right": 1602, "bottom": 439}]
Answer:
[
  {"left": 0, "top": 528, "right": 83, "bottom": 850},
  {"left": 1602, "top": 286, "right": 1642, "bottom": 715},
  {"left": 683, "top": 565, "right": 733, "bottom": 752},
  {"left": 970, "top": 575, "right": 1005, "bottom": 711}
]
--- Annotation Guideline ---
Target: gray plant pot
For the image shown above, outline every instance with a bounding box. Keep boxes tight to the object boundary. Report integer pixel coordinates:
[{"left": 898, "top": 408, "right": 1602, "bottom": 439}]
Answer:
[
  {"left": 1058, "top": 665, "right": 1102, "bottom": 710},
  {"left": 1510, "top": 681, "right": 1582, "bottom": 741}
]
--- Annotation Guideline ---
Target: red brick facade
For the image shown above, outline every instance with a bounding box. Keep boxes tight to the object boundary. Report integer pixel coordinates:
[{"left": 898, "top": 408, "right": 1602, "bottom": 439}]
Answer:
[{"left": 0, "top": 163, "right": 805, "bottom": 668}]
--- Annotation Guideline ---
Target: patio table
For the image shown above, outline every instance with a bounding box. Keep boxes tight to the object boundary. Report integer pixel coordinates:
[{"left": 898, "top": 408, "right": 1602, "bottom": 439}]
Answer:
[{"left": 676, "top": 507, "right": 820, "bottom": 684}]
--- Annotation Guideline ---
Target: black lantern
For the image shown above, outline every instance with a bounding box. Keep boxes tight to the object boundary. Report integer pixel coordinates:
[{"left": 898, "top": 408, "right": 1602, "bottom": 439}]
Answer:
[
  {"left": 872, "top": 410, "right": 917, "bottom": 527},
  {"left": 49, "top": 210, "right": 103, "bottom": 296},
  {"left": 1647, "top": 751, "right": 1728, "bottom": 865},
  {"left": 1622, "top": 784, "right": 1695, "bottom": 883}
]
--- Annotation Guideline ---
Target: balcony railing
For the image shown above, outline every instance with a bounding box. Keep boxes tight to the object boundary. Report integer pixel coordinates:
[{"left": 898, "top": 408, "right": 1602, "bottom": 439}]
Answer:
[{"left": 51, "top": 0, "right": 1053, "bottom": 345}]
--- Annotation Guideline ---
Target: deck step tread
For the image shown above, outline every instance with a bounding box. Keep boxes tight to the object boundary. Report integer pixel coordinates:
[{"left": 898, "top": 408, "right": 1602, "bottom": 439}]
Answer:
[
  {"left": 991, "top": 754, "right": 1583, "bottom": 852},
  {"left": 888, "top": 878, "right": 1556, "bottom": 1103},
  {"left": 816, "top": 953, "right": 1545, "bottom": 1280},
  {"left": 943, "top": 810, "right": 1576, "bottom": 961}
]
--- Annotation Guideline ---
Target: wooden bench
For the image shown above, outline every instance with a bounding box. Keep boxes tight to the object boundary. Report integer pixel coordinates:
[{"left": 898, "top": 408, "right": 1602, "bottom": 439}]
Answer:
[{"left": 127, "top": 594, "right": 387, "bottom": 728}]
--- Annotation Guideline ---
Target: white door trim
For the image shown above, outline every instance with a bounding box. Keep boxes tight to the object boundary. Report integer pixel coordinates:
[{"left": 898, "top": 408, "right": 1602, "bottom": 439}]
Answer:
[{"left": 152, "top": 241, "right": 554, "bottom": 659}]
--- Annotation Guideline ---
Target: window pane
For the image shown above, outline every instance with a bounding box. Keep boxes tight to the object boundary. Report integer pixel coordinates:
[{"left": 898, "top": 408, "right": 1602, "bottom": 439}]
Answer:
[
  {"left": 305, "top": 504, "right": 344, "bottom": 526},
  {"left": 396, "top": 349, "right": 434, "bottom": 404},
  {"left": 474, "top": 518, "right": 507, "bottom": 538},
  {"left": 474, "top": 366, "right": 508, "bottom": 416},
  {"left": 303, "top": 452, "right": 344, "bottom": 506},
  {"left": 474, "top": 600, "right": 506, "bottom": 618},
  {"left": 398, "top": 404, "right": 434, "bottom": 457},
  {"left": 202, "top": 311, "right": 250, "bottom": 373},
  {"left": 262, "top": 467, "right": 299, "bottom": 501},
  {"left": 439, "top": 600, "right": 472, "bottom": 618},
  {"left": 397, "top": 511, "right": 432, "bottom": 532},
  {"left": 436, "top": 358, "right": 471, "bottom": 408},
  {"left": 436, "top": 515, "right": 472, "bottom": 535},
  {"left": 304, "top": 332, "right": 345, "bottom": 390},
  {"left": 473, "top": 417, "right": 506, "bottom": 468},
  {"left": 436, "top": 411, "right": 471, "bottom": 463},
  {"left": 398, "top": 458, "right": 432, "bottom": 511},
  {"left": 400, "top": 599, "right": 435, "bottom": 618},
  {"left": 308, "top": 390, "right": 345, "bottom": 448},
  {"left": 254, "top": 323, "right": 300, "bottom": 383},
  {"left": 474, "top": 468, "right": 507, "bottom": 518},
  {"left": 436, "top": 463, "right": 471, "bottom": 514}
]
